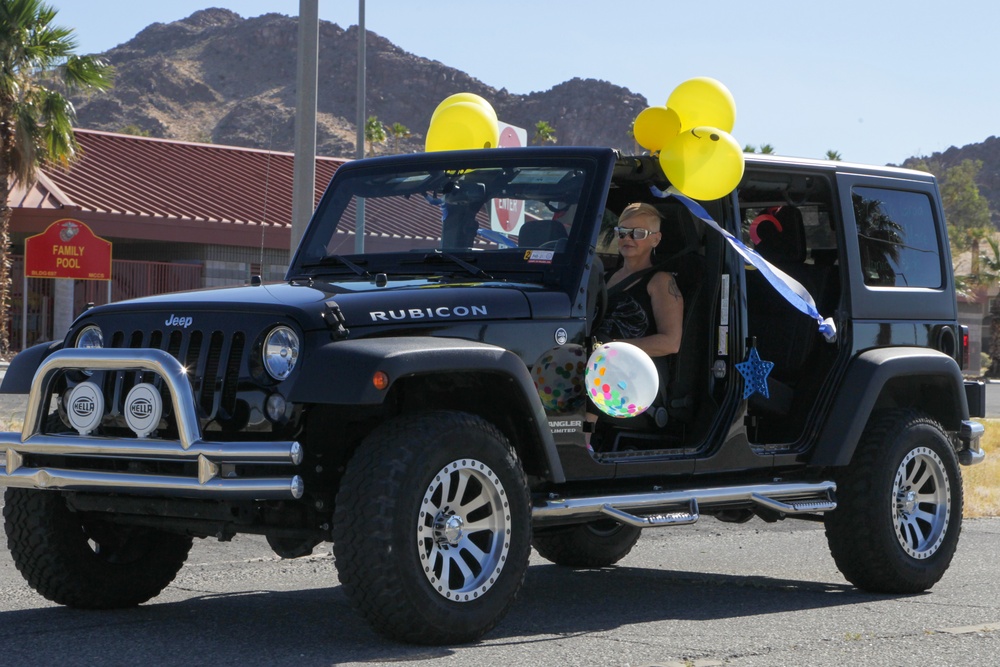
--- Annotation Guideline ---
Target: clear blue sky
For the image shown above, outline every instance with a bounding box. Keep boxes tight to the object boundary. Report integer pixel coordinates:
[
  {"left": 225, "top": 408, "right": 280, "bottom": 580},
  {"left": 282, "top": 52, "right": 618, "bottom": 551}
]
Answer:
[{"left": 52, "top": 0, "right": 1000, "bottom": 166}]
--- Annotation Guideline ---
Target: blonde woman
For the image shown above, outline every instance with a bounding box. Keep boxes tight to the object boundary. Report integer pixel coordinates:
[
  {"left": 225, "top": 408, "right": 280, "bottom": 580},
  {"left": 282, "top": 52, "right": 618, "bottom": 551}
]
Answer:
[{"left": 595, "top": 202, "right": 684, "bottom": 356}]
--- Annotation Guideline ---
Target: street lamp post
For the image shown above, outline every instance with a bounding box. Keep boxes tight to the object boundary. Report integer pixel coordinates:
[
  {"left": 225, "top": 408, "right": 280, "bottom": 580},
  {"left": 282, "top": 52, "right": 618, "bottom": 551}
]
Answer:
[
  {"left": 291, "top": 0, "right": 319, "bottom": 257},
  {"left": 354, "top": 0, "right": 366, "bottom": 253}
]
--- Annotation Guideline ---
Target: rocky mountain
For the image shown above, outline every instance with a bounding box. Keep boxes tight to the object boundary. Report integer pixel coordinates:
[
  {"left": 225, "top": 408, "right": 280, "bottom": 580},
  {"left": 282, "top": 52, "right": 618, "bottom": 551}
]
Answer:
[
  {"left": 73, "top": 8, "right": 646, "bottom": 157},
  {"left": 72, "top": 8, "right": 1000, "bottom": 219},
  {"left": 901, "top": 138, "right": 1000, "bottom": 225}
]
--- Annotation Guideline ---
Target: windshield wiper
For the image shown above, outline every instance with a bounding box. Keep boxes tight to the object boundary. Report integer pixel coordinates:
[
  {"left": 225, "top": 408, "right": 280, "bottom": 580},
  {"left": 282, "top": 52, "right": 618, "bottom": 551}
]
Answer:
[
  {"left": 420, "top": 251, "right": 493, "bottom": 279},
  {"left": 301, "top": 255, "right": 372, "bottom": 277}
]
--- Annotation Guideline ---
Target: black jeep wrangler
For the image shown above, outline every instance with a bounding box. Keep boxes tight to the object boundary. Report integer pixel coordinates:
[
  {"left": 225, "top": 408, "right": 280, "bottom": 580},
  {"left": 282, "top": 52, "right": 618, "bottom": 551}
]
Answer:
[{"left": 0, "top": 147, "right": 987, "bottom": 644}]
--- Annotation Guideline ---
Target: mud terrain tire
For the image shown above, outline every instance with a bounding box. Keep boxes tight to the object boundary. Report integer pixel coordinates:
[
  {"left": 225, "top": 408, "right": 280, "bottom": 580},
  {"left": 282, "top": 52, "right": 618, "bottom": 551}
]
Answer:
[
  {"left": 824, "top": 409, "right": 962, "bottom": 593},
  {"left": 4, "top": 488, "right": 193, "bottom": 608},
  {"left": 332, "top": 410, "right": 531, "bottom": 644}
]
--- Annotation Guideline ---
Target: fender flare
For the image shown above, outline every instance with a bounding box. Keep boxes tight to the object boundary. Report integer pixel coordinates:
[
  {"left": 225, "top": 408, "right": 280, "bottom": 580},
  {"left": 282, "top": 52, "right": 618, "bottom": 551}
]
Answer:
[
  {"left": 810, "top": 347, "right": 969, "bottom": 467},
  {"left": 0, "top": 340, "right": 62, "bottom": 394},
  {"left": 287, "top": 336, "right": 565, "bottom": 483}
]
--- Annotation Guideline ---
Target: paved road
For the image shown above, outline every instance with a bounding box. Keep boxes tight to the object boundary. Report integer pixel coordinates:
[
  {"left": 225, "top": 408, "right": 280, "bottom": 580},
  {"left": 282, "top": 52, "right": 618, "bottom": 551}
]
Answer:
[{"left": 0, "top": 506, "right": 998, "bottom": 667}]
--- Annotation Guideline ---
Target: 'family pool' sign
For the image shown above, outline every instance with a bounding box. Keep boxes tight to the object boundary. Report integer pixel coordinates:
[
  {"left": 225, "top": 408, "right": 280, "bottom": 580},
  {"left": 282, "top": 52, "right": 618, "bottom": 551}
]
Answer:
[{"left": 25, "top": 219, "right": 112, "bottom": 280}]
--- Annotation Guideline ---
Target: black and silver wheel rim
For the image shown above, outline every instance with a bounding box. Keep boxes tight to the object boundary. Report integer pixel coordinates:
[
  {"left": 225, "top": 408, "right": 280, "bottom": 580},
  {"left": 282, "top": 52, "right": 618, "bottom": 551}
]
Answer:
[
  {"left": 891, "top": 446, "right": 950, "bottom": 559},
  {"left": 417, "top": 458, "right": 511, "bottom": 602}
]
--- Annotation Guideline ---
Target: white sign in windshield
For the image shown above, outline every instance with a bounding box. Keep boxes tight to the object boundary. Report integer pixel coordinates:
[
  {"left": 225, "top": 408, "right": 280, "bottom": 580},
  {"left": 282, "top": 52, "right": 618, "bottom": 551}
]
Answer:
[{"left": 491, "top": 121, "right": 527, "bottom": 235}]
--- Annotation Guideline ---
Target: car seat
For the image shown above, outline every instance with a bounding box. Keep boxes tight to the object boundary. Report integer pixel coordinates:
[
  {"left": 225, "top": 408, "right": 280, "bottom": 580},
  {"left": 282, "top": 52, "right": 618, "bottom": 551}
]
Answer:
[
  {"left": 746, "top": 206, "right": 822, "bottom": 416},
  {"left": 518, "top": 219, "right": 568, "bottom": 248}
]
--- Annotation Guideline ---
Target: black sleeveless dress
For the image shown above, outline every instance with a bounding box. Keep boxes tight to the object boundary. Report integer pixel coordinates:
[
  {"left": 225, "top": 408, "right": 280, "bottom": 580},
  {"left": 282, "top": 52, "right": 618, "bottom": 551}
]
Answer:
[{"left": 595, "top": 270, "right": 661, "bottom": 343}]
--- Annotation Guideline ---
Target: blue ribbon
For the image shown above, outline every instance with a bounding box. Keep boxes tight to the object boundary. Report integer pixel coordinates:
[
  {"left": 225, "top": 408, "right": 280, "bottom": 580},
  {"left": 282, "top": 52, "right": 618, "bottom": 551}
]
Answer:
[
  {"left": 424, "top": 193, "right": 448, "bottom": 221},
  {"left": 650, "top": 185, "right": 836, "bottom": 342},
  {"left": 476, "top": 228, "right": 517, "bottom": 248}
]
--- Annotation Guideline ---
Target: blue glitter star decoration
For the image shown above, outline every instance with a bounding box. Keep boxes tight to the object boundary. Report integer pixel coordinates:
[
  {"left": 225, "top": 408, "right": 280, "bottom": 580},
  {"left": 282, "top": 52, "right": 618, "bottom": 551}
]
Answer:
[{"left": 736, "top": 347, "right": 774, "bottom": 399}]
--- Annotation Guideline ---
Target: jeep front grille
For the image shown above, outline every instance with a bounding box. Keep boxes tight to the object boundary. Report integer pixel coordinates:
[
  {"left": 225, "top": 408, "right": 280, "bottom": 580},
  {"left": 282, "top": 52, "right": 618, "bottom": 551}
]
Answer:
[{"left": 104, "top": 328, "right": 246, "bottom": 421}]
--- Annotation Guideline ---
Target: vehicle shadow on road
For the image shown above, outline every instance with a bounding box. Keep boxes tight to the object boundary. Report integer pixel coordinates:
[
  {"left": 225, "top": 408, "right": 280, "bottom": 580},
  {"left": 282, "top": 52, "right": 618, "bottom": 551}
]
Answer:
[
  {"left": 0, "top": 561, "right": 913, "bottom": 665},
  {"left": 497, "top": 562, "right": 893, "bottom": 638}
]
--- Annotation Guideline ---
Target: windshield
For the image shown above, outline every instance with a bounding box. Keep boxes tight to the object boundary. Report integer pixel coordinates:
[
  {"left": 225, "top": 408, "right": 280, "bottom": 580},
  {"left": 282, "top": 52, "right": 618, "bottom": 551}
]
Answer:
[{"left": 289, "top": 150, "right": 607, "bottom": 283}]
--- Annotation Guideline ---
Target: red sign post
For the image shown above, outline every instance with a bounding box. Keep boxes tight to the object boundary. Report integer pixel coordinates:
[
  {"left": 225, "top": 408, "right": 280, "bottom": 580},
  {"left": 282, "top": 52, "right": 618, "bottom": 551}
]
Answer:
[{"left": 25, "top": 219, "right": 112, "bottom": 280}]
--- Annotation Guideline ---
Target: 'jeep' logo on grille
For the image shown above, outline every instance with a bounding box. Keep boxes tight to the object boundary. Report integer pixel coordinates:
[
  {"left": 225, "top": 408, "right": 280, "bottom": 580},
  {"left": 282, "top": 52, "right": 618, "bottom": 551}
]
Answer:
[
  {"left": 129, "top": 398, "right": 153, "bottom": 419},
  {"left": 72, "top": 397, "right": 95, "bottom": 417},
  {"left": 165, "top": 314, "right": 193, "bottom": 328}
]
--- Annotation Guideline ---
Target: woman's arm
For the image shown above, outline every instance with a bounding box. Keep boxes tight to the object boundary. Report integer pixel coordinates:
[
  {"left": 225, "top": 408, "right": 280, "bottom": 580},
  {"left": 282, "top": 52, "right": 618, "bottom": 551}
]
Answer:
[{"left": 617, "top": 271, "right": 684, "bottom": 357}]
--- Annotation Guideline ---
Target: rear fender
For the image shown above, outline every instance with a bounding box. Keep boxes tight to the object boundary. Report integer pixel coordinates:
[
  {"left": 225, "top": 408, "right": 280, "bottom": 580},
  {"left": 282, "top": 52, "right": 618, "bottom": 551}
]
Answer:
[{"left": 810, "top": 347, "right": 969, "bottom": 467}]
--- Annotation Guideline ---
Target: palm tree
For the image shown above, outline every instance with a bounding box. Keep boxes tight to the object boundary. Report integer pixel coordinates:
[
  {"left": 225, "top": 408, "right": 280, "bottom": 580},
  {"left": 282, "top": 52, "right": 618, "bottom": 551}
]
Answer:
[
  {"left": 0, "top": 0, "right": 113, "bottom": 354},
  {"left": 825, "top": 149, "right": 842, "bottom": 161},
  {"left": 853, "top": 193, "right": 903, "bottom": 286},
  {"left": 532, "top": 120, "right": 556, "bottom": 145},
  {"left": 389, "top": 121, "right": 409, "bottom": 153},
  {"left": 758, "top": 143, "right": 775, "bottom": 155},
  {"left": 363, "top": 115, "right": 386, "bottom": 156}
]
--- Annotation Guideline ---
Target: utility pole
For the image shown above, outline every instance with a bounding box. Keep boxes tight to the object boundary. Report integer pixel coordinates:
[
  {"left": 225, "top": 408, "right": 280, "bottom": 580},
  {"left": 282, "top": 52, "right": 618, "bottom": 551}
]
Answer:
[
  {"left": 290, "top": 0, "right": 319, "bottom": 257},
  {"left": 354, "top": 0, "right": 366, "bottom": 253}
]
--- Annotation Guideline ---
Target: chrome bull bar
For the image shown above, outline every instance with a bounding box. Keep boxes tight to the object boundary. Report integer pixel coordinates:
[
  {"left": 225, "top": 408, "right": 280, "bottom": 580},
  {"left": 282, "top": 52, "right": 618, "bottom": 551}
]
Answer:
[{"left": 0, "top": 348, "right": 304, "bottom": 500}]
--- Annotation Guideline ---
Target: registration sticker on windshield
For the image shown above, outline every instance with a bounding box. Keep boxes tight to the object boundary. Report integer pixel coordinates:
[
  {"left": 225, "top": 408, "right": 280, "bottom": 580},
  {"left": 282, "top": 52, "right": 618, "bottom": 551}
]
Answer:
[{"left": 524, "top": 250, "right": 554, "bottom": 264}]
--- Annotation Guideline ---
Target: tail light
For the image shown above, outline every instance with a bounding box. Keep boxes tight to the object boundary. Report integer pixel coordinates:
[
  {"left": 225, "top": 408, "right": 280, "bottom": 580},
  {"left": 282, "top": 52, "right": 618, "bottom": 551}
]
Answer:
[{"left": 960, "top": 325, "right": 970, "bottom": 370}]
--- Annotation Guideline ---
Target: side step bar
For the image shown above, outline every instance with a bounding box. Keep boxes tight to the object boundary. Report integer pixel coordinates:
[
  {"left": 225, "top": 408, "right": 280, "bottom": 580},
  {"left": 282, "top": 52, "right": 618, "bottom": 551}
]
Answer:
[
  {"left": 533, "top": 481, "right": 837, "bottom": 528},
  {"left": 600, "top": 501, "right": 700, "bottom": 527}
]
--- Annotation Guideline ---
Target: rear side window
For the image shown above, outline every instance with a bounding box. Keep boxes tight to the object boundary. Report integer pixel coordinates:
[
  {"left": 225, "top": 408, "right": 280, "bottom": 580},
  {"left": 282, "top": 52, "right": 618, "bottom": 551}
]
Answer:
[{"left": 853, "top": 187, "right": 942, "bottom": 288}]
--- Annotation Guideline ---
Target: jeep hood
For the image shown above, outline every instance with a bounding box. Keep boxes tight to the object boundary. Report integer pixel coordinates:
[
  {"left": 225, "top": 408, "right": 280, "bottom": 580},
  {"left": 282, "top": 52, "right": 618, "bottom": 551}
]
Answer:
[{"left": 73, "top": 279, "right": 536, "bottom": 333}]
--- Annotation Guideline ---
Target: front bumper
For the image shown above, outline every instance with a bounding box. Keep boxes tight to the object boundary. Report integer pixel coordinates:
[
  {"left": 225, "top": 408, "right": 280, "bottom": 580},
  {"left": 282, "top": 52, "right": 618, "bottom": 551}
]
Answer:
[{"left": 0, "top": 348, "right": 304, "bottom": 499}]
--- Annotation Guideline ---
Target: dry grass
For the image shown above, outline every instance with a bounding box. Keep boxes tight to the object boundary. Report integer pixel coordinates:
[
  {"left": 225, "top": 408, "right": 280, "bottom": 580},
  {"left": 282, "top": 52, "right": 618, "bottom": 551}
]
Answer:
[
  {"left": 964, "top": 419, "right": 1000, "bottom": 518},
  {"left": 0, "top": 416, "right": 995, "bottom": 517}
]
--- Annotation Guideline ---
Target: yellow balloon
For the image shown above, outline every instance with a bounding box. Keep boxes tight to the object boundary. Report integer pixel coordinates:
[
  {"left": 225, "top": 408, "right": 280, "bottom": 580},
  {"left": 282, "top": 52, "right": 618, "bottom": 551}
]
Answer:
[
  {"left": 430, "top": 92, "right": 498, "bottom": 126},
  {"left": 425, "top": 101, "right": 500, "bottom": 152},
  {"left": 633, "top": 106, "right": 680, "bottom": 153},
  {"left": 666, "top": 77, "right": 736, "bottom": 133},
  {"left": 658, "top": 126, "right": 745, "bottom": 201}
]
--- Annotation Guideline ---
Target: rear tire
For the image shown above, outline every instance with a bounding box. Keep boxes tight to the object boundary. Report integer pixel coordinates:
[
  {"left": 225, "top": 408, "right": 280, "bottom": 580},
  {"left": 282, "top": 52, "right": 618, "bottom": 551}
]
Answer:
[
  {"left": 4, "top": 488, "right": 193, "bottom": 608},
  {"left": 824, "top": 409, "right": 962, "bottom": 593},
  {"left": 532, "top": 520, "right": 641, "bottom": 567},
  {"left": 332, "top": 411, "right": 531, "bottom": 645}
]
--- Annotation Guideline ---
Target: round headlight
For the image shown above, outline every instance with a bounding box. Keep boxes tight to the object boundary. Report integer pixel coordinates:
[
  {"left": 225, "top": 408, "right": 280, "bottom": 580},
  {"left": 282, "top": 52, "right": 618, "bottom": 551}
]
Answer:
[
  {"left": 263, "top": 326, "right": 299, "bottom": 381},
  {"left": 76, "top": 325, "right": 103, "bottom": 349}
]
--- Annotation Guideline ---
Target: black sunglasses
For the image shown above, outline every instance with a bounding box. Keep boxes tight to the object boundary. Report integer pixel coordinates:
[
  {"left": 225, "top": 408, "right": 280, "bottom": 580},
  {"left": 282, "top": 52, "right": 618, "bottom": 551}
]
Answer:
[{"left": 614, "top": 226, "right": 658, "bottom": 240}]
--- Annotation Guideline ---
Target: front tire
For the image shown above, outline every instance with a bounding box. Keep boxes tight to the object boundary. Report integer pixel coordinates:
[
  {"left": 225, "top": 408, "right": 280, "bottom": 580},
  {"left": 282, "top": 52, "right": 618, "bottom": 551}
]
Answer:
[
  {"left": 824, "top": 409, "right": 963, "bottom": 593},
  {"left": 4, "top": 488, "right": 193, "bottom": 608},
  {"left": 332, "top": 411, "right": 531, "bottom": 644},
  {"left": 532, "top": 520, "right": 641, "bottom": 567}
]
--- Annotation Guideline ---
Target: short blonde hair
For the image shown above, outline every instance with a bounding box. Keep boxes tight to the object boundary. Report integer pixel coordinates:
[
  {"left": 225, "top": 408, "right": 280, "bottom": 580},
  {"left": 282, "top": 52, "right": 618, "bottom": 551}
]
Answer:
[{"left": 618, "top": 202, "right": 662, "bottom": 230}]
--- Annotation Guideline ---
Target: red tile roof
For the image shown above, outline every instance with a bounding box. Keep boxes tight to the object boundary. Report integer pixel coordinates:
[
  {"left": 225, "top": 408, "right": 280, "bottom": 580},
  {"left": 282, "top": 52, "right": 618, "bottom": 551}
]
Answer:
[
  {"left": 36, "top": 129, "right": 344, "bottom": 225},
  {"left": 8, "top": 130, "right": 510, "bottom": 252}
]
